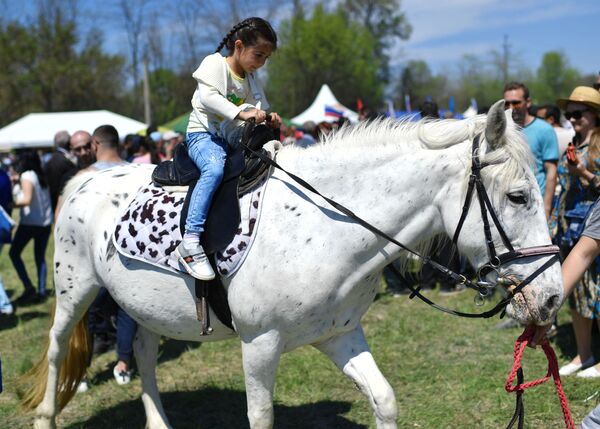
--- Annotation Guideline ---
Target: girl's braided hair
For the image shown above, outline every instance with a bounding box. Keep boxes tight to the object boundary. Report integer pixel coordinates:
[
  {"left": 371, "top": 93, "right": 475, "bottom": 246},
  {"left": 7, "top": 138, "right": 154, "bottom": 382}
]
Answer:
[{"left": 215, "top": 17, "right": 277, "bottom": 54}]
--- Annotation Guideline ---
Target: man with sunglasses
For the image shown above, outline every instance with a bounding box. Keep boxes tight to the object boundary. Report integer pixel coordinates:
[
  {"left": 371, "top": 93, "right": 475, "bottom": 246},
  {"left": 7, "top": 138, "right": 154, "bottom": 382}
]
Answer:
[{"left": 503, "top": 82, "right": 559, "bottom": 220}]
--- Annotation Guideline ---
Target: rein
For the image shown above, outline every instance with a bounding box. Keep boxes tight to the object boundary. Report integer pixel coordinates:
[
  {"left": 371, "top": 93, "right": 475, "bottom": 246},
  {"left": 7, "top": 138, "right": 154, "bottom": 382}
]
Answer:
[
  {"left": 504, "top": 327, "right": 575, "bottom": 429},
  {"left": 241, "top": 127, "right": 559, "bottom": 318}
]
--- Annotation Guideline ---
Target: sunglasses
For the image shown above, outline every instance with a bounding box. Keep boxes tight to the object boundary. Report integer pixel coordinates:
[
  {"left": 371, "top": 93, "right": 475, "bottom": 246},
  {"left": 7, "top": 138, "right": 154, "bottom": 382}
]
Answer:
[
  {"left": 564, "top": 110, "right": 590, "bottom": 121},
  {"left": 504, "top": 100, "right": 523, "bottom": 108},
  {"left": 72, "top": 142, "right": 92, "bottom": 153}
]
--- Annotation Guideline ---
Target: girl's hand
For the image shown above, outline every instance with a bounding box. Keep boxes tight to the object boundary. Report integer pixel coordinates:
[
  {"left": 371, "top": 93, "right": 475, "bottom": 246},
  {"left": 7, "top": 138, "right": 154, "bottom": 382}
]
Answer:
[
  {"left": 266, "top": 112, "right": 282, "bottom": 128},
  {"left": 238, "top": 108, "right": 267, "bottom": 123}
]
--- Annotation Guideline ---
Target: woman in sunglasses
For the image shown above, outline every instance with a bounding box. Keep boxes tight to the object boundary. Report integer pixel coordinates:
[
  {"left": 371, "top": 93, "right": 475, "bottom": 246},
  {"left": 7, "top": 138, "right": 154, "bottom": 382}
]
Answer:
[{"left": 552, "top": 86, "right": 600, "bottom": 378}]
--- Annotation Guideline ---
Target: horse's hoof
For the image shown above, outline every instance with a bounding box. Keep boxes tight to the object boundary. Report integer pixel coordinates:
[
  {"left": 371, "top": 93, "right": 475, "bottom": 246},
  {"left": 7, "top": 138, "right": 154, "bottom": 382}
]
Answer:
[{"left": 34, "top": 416, "right": 56, "bottom": 429}]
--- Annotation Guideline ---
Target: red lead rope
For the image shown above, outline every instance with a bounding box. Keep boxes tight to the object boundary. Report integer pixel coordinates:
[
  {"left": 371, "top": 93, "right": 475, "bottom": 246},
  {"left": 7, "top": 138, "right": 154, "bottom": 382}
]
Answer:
[{"left": 504, "top": 326, "right": 575, "bottom": 429}]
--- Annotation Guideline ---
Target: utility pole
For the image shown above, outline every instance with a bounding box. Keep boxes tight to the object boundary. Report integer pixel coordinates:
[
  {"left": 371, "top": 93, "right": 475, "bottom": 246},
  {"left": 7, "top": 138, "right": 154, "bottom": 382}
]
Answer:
[
  {"left": 502, "top": 34, "right": 510, "bottom": 83},
  {"left": 143, "top": 56, "right": 151, "bottom": 126}
]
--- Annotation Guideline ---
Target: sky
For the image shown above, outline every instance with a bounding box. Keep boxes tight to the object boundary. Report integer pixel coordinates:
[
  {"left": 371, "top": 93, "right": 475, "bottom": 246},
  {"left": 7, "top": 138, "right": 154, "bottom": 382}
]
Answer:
[
  {"left": 6, "top": 0, "right": 600, "bottom": 78},
  {"left": 396, "top": 0, "right": 600, "bottom": 76}
]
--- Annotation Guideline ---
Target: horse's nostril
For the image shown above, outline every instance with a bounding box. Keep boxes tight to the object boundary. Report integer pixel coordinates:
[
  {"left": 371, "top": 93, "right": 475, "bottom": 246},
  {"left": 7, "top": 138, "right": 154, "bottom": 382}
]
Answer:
[{"left": 546, "top": 294, "right": 560, "bottom": 311}]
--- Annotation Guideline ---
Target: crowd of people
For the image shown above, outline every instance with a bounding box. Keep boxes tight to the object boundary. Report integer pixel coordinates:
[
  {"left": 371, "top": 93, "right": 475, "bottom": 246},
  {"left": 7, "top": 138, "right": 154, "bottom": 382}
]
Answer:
[{"left": 0, "top": 125, "right": 185, "bottom": 389}]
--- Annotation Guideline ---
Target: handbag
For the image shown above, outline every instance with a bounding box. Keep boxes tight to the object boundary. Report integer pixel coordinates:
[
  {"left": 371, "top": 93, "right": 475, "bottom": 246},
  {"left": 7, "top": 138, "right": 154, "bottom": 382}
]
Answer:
[
  {"left": 561, "top": 200, "right": 597, "bottom": 248},
  {"left": 0, "top": 205, "right": 15, "bottom": 244}
]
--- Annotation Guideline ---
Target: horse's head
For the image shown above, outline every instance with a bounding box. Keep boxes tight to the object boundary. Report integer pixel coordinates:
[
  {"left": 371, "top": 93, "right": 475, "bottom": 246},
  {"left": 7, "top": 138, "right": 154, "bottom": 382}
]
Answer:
[{"left": 442, "top": 100, "right": 563, "bottom": 326}]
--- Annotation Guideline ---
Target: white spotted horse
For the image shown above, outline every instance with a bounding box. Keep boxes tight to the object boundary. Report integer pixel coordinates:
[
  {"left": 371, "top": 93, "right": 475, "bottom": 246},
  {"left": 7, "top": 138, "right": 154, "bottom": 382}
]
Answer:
[{"left": 23, "top": 100, "right": 563, "bottom": 429}]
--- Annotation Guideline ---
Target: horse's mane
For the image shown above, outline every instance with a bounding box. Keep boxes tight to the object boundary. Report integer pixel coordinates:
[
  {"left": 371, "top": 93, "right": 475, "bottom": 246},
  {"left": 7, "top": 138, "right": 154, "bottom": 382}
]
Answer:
[{"left": 285, "top": 115, "right": 534, "bottom": 274}]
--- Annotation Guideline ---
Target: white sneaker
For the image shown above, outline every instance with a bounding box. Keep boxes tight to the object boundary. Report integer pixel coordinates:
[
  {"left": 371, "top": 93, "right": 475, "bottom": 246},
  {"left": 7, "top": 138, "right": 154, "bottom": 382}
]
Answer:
[
  {"left": 577, "top": 366, "right": 600, "bottom": 379},
  {"left": 76, "top": 378, "right": 89, "bottom": 393},
  {"left": 559, "top": 356, "right": 595, "bottom": 376},
  {"left": 174, "top": 241, "right": 215, "bottom": 280},
  {"left": 113, "top": 365, "right": 132, "bottom": 385}
]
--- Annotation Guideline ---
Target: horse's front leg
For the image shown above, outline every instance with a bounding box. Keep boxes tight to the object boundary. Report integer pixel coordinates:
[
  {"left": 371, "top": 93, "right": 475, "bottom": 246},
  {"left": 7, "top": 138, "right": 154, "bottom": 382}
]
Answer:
[
  {"left": 241, "top": 331, "right": 283, "bottom": 429},
  {"left": 133, "top": 326, "right": 172, "bottom": 429},
  {"left": 314, "top": 325, "right": 398, "bottom": 429}
]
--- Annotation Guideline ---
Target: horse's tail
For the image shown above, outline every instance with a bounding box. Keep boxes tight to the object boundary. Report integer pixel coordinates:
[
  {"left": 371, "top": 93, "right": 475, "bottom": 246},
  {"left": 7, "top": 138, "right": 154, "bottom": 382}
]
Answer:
[{"left": 20, "top": 303, "right": 91, "bottom": 411}]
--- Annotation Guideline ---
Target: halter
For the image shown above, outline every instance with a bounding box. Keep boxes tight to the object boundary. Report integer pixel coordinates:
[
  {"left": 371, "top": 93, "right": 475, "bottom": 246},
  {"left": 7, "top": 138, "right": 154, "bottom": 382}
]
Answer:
[{"left": 240, "top": 122, "right": 560, "bottom": 318}]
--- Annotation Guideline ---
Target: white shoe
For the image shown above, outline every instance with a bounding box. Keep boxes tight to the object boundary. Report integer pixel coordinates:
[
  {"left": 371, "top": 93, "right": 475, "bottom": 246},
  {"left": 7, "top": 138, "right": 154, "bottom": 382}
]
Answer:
[
  {"left": 577, "top": 366, "right": 600, "bottom": 379},
  {"left": 559, "top": 356, "right": 595, "bottom": 376},
  {"left": 113, "top": 365, "right": 132, "bottom": 385},
  {"left": 76, "top": 378, "right": 89, "bottom": 393},
  {"left": 174, "top": 241, "right": 215, "bottom": 280}
]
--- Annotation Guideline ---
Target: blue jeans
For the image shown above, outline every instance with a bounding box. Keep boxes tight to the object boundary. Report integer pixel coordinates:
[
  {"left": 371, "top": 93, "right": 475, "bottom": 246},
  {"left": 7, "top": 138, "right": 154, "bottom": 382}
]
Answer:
[
  {"left": 185, "top": 132, "right": 229, "bottom": 236},
  {"left": 9, "top": 224, "right": 51, "bottom": 296},
  {"left": 0, "top": 244, "right": 13, "bottom": 313}
]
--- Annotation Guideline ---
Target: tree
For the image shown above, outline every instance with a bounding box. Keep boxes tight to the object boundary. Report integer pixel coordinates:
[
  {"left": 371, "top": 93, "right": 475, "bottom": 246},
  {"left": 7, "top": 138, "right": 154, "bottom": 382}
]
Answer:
[
  {"left": 344, "top": 0, "right": 412, "bottom": 83},
  {"left": 267, "top": 5, "right": 382, "bottom": 118},
  {"left": 0, "top": 8, "right": 126, "bottom": 127},
  {"left": 532, "top": 51, "right": 581, "bottom": 104},
  {"left": 395, "top": 60, "right": 447, "bottom": 111}
]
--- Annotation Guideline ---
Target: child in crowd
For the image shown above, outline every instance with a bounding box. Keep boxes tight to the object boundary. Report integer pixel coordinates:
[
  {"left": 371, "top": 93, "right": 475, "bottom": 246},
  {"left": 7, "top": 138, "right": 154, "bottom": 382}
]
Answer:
[{"left": 175, "top": 17, "right": 281, "bottom": 280}]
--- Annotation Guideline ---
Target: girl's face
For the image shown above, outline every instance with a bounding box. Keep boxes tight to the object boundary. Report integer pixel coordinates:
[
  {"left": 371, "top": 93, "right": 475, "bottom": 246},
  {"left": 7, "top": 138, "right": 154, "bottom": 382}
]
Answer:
[
  {"left": 233, "top": 38, "right": 274, "bottom": 74},
  {"left": 566, "top": 102, "right": 597, "bottom": 136}
]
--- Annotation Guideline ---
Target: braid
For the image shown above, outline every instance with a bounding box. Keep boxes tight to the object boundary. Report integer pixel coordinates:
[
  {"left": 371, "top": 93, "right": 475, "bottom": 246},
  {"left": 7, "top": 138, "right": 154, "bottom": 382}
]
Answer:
[{"left": 215, "top": 20, "right": 252, "bottom": 53}]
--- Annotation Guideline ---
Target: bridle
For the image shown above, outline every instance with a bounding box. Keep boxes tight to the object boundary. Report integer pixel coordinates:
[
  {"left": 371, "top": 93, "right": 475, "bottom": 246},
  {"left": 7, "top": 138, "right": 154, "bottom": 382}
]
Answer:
[
  {"left": 240, "top": 123, "right": 560, "bottom": 318},
  {"left": 426, "top": 134, "right": 561, "bottom": 317}
]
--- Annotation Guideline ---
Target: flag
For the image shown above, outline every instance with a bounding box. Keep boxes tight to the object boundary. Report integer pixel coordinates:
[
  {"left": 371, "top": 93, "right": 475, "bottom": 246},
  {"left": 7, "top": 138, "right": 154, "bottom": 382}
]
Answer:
[
  {"left": 404, "top": 94, "right": 412, "bottom": 113},
  {"left": 470, "top": 97, "right": 478, "bottom": 112},
  {"left": 386, "top": 100, "right": 396, "bottom": 119},
  {"left": 325, "top": 105, "right": 344, "bottom": 118}
]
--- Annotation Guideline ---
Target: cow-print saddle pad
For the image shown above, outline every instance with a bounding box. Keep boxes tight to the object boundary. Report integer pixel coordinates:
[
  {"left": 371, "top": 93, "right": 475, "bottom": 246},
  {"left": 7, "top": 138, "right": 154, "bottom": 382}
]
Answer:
[{"left": 113, "top": 178, "right": 268, "bottom": 277}]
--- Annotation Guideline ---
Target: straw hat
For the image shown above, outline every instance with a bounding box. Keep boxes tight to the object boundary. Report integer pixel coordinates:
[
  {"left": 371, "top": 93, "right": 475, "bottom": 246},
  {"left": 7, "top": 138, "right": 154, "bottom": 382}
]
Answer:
[{"left": 557, "top": 86, "right": 600, "bottom": 113}]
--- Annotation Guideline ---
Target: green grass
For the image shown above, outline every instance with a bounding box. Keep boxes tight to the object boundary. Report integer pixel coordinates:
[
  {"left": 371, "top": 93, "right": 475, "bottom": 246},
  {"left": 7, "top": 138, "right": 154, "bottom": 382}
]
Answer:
[{"left": 1, "top": 233, "right": 599, "bottom": 428}]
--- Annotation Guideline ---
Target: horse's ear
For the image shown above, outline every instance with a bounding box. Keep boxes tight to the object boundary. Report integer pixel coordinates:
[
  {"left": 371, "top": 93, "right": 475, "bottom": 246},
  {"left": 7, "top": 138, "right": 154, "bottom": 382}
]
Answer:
[{"left": 484, "top": 99, "right": 507, "bottom": 150}]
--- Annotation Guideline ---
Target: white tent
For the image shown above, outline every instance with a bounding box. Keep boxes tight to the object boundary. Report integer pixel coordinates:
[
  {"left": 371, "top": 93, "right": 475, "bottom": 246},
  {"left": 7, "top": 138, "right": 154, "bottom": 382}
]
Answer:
[
  {"left": 0, "top": 110, "right": 148, "bottom": 151},
  {"left": 291, "top": 84, "right": 358, "bottom": 125}
]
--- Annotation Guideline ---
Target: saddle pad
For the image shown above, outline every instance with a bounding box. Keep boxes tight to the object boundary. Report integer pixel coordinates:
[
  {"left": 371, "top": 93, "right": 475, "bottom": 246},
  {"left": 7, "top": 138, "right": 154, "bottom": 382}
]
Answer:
[{"left": 113, "top": 178, "right": 268, "bottom": 278}]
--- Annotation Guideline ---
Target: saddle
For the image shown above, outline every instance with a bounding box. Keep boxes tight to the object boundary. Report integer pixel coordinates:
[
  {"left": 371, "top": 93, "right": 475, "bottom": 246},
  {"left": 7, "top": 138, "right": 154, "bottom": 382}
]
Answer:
[
  {"left": 151, "top": 122, "right": 277, "bottom": 334},
  {"left": 152, "top": 122, "right": 276, "bottom": 255}
]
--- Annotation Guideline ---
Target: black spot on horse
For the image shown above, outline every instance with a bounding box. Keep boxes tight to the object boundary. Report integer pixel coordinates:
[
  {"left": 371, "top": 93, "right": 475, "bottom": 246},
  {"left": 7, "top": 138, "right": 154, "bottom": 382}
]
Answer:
[
  {"left": 77, "top": 217, "right": 84, "bottom": 224},
  {"left": 128, "top": 223, "right": 138, "bottom": 237},
  {"left": 136, "top": 241, "right": 146, "bottom": 253},
  {"left": 152, "top": 226, "right": 158, "bottom": 232},
  {"left": 104, "top": 231, "right": 108, "bottom": 240},
  {"left": 149, "top": 234, "right": 160, "bottom": 244},
  {"left": 306, "top": 238, "right": 312, "bottom": 243},
  {"left": 55, "top": 262, "right": 61, "bottom": 269},
  {"left": 121, "top": 238, "right": 128, "bottom": 248},
  {"left": 112, "top": 173, "right": 127, "bottom": 178},
  {"left": 132, "top": 208, "right": 139, "bottom": 221},
  {"left": 227, "top": 248, "right": 237, "bottom": 255},
  {"left": 253, "top": 201, "right": 259, "bottom": 209},
  {"left": 248, "top": 218, "right": 256, "bottom": 233},
  {"left": 237, "top": 241, "right": 247, "bottom": 251},
  {"left": 157, "top": 209, "right": 166, "bottom": 224},
  {"left": 115, "top": 225, "right": 121, "bottom": 241},
  {"left": 111, "top": 200, "right": 120, "bottom": 207},
  {"left": 148, "top": 248, "right": 158, "bottom": 258},
  {"left": 121, "top": 211, "right": 130, "bottom": 222},
  {"left": 169, "top": 211, "right": 177, "bottom": 219},
  {"left": 171, "top": 224, "right": 178, "bottom": 231}
]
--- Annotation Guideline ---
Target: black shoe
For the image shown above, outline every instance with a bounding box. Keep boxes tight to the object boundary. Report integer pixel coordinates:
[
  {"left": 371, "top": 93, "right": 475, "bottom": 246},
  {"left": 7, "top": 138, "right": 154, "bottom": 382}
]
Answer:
[{"left": 15, "top": 288, "right": 37, "bottom": 304}]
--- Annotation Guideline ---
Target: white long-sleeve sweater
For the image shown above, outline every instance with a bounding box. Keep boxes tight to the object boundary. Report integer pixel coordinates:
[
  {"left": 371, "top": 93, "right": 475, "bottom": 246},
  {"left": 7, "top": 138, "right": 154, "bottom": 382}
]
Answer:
[{"left": 187, "top": 53, "right": 269, "bottom": 139}]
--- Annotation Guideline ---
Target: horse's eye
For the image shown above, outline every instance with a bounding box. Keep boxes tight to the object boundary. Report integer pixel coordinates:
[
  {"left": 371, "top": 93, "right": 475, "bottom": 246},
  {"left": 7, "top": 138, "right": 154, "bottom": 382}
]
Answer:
[{"left": 507, "top": 193, "right": 527, "bottom": 205}]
